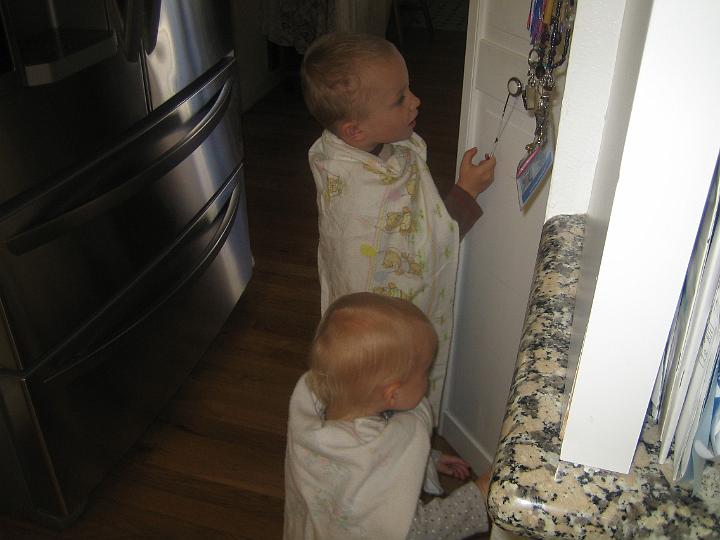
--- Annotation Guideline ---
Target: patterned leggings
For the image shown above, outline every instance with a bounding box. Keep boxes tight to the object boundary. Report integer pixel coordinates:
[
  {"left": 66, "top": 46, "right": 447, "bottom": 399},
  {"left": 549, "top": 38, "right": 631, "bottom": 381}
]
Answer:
[{"left": 407, "top": 481, "right": 489, "bottom": 540}]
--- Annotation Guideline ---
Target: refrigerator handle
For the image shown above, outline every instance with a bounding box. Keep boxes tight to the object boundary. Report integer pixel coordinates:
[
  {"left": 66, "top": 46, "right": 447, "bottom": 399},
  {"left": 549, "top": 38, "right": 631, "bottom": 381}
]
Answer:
[
  {"left": 5, "top": 77, "right": 234, "bottom": 256},
  {"left": 38, "top": 166, "right": 244, "bottom": 385},
  {"left": 106, "top": 0, "right": 161, "bottom": 59},
  {"left": 106, "top": 0, "right": 157, "bottom": 60},
  {"left": 141, "top": 0, "right": 162, "bottom": 54}
]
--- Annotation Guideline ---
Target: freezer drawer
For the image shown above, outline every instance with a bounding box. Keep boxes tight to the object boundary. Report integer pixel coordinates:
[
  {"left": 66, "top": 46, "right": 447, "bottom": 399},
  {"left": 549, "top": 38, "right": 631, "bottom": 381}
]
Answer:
[
  {"left": 0, "top": 169, "right": 252, "bottom": 526},
  {"left": 0, "top": 58, "right": 243, "bottom": 371}
]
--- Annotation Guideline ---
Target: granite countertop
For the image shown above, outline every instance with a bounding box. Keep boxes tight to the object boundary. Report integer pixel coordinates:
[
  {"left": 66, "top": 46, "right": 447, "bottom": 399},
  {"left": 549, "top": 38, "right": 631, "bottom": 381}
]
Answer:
[{"left": 487, "top": 214, "right": 720, "bottom": 539}]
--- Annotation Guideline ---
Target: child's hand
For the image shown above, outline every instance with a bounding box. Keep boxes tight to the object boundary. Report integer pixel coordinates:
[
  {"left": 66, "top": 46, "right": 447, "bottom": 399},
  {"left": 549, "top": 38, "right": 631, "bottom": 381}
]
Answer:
[
  {"left": 436, "top": 453, "right": 471, "bottom": 480},
  {"left": 456, "top": 147, "right": 496, "bottom": 198}
]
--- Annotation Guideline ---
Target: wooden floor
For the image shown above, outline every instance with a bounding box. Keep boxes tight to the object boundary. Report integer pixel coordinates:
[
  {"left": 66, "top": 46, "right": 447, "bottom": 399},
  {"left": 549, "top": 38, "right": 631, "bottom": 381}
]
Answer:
[{"left": 0, "top": 27, "right": 468, "bottom": 539}]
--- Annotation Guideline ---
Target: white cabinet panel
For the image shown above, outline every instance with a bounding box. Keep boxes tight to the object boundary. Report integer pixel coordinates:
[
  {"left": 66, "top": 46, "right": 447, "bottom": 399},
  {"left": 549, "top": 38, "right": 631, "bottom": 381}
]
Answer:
[{"left": 443, "top": 0, "right": 560, "bottom": 466}]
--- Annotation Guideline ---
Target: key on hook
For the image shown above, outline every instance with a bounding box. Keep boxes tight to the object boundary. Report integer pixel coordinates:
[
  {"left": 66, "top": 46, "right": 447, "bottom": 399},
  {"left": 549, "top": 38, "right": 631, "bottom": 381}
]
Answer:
[
  {"left": 507, "top": 77, "right": 523, "bottom": 97},
  {"left": 507, "top": 76, "right": 529, "bottom": 111}
]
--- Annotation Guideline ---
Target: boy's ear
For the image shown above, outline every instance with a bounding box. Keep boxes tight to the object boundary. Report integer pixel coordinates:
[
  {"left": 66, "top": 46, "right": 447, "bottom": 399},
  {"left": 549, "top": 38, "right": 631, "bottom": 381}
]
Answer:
[
  {"left": 338, "top": 120, "right": 364, "bottom": 145},
  {"left": 382, "top": 382, "right": 402, "bottom": 409}
]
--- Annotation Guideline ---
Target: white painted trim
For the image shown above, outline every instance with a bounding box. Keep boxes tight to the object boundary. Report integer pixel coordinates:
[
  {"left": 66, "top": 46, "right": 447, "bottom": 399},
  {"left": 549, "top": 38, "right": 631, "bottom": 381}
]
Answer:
[
  {"left": 454, "top": 0, "right": 483, "bottom": 173},
  {"left": 441, "top": 0, "right": 482, "bottom": 435},
  {"left": 440, "top": 409, "right": 494, "bottom": 473}
]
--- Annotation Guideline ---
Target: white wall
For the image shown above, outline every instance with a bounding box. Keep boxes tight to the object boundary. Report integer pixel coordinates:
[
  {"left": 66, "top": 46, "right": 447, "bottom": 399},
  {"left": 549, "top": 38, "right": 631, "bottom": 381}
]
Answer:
[
  {"left": 561, "top": 0, "right": 720, "bottom": 473},
  {"left": 443, "top": 0, "right": 646, "bottom": 472},
  {"left": 544, "top": 0, "right": 628, "bottom": 219},
  {"left": 444, "top": 0, "right": 719, "bottom": 475},
  {"left": 563, "top": 0, "right": 651, "bottom": 421}
]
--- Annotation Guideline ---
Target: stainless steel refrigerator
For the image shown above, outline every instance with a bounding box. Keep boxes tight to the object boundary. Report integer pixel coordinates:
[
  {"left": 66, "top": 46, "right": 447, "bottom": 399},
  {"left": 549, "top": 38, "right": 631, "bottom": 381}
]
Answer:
[{"left": 0, "top": 0, "right": 253, "bottom": 527}]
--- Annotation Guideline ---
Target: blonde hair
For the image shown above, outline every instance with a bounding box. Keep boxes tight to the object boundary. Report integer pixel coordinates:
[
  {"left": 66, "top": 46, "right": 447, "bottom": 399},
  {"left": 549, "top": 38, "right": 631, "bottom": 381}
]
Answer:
[
  {"left": 307, "top": 292, "right": 437, "bottom": 413},
  {"left": 300, "top": 32, "right": 399, "bottom": 132}
]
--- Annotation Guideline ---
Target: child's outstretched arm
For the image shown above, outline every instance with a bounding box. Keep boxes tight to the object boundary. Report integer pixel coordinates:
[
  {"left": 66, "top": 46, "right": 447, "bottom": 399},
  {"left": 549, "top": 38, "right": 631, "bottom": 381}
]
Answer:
[{"left": 456, "top": 147, "right": 496, "bottom": 198}]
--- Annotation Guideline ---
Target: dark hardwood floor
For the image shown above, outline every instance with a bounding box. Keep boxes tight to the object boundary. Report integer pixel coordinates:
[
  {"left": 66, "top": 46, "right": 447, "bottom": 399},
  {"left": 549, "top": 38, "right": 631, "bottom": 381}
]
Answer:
[{"left": 0, "top": 27, "right": 467, "bottom": 540}]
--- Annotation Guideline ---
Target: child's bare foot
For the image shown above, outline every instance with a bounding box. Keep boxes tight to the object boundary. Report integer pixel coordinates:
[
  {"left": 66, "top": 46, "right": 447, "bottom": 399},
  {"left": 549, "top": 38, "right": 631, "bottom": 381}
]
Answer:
[{"left": 474, "top": 468, "right": 491, "bottom": 499}]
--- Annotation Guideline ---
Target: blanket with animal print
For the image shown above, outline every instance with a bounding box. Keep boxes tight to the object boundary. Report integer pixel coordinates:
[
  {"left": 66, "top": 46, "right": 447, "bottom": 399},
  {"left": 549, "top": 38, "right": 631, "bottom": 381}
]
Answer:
[{"left": 308, "top": 130, "right": 459, "bottom": 418}]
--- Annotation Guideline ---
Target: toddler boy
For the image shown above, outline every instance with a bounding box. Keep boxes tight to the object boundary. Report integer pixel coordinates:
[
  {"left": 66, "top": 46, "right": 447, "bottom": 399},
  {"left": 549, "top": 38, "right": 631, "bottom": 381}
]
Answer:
[{"left": 300, "top": 32, "right": 496, "bottom": 417}]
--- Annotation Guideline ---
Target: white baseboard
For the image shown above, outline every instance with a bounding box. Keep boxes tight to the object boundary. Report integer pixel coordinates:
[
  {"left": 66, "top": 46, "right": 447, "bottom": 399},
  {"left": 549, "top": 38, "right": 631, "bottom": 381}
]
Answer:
[{"left": 438, "top": 409, "right": 495, "bottom": 473}]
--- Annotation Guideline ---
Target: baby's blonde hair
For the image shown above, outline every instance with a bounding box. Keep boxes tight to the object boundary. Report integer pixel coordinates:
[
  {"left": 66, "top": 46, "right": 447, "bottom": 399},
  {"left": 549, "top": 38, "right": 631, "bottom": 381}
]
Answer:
[
  {"left": 307, "top": 292, "right": 437, "bottom": 413},
  {"left": 300, "top": 32, "right": 399, "bottom": 132}
]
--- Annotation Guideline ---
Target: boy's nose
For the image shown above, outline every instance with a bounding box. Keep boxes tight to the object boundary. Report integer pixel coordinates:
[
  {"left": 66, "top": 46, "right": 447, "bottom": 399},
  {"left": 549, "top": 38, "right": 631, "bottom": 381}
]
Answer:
[{"left": 409, "top": 90, "right": 420, "bottom": 110}]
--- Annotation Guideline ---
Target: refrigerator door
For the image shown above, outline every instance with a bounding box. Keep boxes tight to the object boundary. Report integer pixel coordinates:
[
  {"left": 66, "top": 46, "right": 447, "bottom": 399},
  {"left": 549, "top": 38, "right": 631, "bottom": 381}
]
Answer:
[
  {"left": 0, "top": 166, "right": 252, "bottom": 525},
  {"left": 0, "top": 1, "right": 252, "bottom": 527},
  {"left": 0, "top": 58, "right": 242, "bottom": 371},
  {"left": 0, "top": 0, "right": 148, "bottom": 209},
  {"left": 142, "top": 0, "right": 235, "bottom": 110}
]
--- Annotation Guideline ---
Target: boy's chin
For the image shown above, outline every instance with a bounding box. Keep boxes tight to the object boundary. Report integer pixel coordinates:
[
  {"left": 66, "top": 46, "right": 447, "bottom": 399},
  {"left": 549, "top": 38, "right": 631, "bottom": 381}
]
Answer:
[{"left": 391, "top": 131, "right": 414, "bottom": 143}]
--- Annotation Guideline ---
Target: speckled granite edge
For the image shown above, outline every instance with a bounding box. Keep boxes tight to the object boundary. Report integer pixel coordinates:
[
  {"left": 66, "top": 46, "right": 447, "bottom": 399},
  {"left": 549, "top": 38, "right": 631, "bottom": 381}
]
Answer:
[{"left": 487, "top": 214, "right": 720, "bottom": 540}]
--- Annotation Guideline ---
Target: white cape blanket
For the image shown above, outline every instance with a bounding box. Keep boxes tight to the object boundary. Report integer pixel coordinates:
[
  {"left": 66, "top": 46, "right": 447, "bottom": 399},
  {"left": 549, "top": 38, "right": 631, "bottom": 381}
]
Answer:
[
  {"left": 309, "top": 130, "right": 459, "bottom": 416},
  {"left": 284, "top": 374, "right": 433, "bottom": 540}
]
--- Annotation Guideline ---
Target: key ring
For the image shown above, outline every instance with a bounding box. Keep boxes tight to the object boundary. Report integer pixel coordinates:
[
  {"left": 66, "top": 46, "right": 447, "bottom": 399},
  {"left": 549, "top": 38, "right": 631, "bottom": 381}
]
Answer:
[{"left": 507, "top": 77, "right": 523, "bottom": 97}]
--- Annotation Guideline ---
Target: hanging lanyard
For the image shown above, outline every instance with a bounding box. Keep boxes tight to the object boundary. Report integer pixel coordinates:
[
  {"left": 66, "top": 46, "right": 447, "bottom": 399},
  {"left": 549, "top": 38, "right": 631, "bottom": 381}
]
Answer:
[
  {"left": 528, "top": 0, "right": 558, "bottom": 44},
  {"left": 490, "top": 77, "right": 523, "bottom": 156}
]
